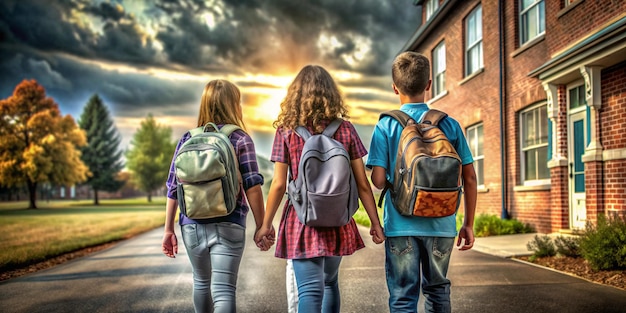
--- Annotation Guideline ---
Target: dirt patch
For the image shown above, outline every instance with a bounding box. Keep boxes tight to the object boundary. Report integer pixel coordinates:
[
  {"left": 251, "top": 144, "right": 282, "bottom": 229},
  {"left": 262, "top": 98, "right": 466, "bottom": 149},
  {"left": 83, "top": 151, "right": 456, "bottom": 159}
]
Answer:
[{"left": 516, "top": 255, "right": 626, "bottom": 291}]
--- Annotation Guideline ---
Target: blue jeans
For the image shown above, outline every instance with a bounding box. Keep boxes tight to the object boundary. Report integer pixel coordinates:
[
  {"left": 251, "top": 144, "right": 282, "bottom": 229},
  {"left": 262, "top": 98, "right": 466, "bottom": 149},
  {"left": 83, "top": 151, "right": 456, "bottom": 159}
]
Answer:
[
  {"left": 181, "top": 223, "right": 245, "bottom": 313},
  {"left": 385, "top": 236, "right": 454, "bottom": 313},
  {"left": 292, "top": 256, "right": 342, "bottom": 313}
]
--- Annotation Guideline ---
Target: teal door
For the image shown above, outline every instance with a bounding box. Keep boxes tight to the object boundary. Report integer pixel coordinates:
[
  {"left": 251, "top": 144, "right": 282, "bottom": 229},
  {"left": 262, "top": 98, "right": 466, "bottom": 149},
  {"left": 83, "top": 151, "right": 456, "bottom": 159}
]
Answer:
[{"left": 568, "top": 110, "right": 586, "bottom": 229}]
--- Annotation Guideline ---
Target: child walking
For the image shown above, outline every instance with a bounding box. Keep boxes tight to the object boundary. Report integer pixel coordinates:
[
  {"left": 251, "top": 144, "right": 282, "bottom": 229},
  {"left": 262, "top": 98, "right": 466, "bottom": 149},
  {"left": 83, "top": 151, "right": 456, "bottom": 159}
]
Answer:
[
  {"left": 162, "top": 79, "right": 268, "bottom": 313},
  {"left": 255, "top": 65, "right": 385, "bottom": 313},
  {"left": 366, "top": 51, "right": 477, "bottom": 313}
]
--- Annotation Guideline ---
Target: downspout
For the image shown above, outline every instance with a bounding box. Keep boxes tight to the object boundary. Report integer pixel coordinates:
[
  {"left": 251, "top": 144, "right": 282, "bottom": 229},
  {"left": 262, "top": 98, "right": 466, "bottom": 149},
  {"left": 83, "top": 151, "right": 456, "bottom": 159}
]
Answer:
[{"left": 498, "top": 0, "right": 509, "bottom": 219}]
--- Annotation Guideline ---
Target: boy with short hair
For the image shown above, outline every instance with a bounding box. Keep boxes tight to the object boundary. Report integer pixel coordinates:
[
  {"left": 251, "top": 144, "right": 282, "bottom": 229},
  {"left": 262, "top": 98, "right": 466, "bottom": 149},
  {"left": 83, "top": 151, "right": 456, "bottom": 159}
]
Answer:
[{"left": 366, "top": 51, "right": 477, "bottom": 313}]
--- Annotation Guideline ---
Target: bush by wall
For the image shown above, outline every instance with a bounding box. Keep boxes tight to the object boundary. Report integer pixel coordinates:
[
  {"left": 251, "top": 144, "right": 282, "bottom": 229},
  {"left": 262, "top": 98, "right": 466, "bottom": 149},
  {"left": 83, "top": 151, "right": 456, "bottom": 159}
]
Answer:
[
  {"left": 579, "top": 215, "right": 626, "bottom": 271},
  {"left": 472, "top": 214, "right": 534, "bottom": 237}
]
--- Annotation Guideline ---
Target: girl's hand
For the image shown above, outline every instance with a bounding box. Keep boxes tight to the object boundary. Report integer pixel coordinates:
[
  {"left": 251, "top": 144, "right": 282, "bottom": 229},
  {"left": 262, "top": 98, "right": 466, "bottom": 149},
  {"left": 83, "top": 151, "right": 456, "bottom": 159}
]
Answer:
[
  {"left": 254, "top": 225, "right": 276, "bottom": 251},
  {"left": 369, "top": 224, "right": 385, "bottom": 244},
  {"left": 162, "top": 232, "right": 178, "bottom": 258}
]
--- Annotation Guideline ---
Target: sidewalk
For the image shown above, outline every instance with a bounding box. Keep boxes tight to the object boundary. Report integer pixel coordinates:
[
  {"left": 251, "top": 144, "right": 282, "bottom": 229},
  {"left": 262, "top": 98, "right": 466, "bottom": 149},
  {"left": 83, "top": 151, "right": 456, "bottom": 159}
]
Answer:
[{"left": 471, "top": 233, "right": 539, "bottom": 258}]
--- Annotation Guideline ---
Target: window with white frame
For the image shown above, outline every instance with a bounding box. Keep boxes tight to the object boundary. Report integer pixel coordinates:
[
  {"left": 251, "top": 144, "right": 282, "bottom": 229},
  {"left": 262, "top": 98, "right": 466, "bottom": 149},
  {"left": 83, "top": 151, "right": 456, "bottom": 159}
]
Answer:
[
  {"left": 520, "top": 0, "right": 545, "bottom": 45},
  {"left": 466, "top": 123, "right": 484, "bottom": 187},
  {"left": 520, "top": 104, "right": 550, "bottom": 184},
  {"left": 425, "top": 0, "right": 439, "bottom": 21},
  {"left": 432, "top": 41, "right": 446, "bottom": 97},
  {"left": 465, "top": 5, "right": 483, "bottom": 76}
]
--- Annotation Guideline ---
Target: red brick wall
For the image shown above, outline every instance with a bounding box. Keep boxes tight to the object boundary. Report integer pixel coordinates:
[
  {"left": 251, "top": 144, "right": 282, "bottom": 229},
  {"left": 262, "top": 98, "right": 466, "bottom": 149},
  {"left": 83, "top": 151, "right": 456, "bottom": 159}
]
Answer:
[
  {"left": 601, "top": 64, "right": 626, "bottom": 150},
  {"left": 412, "top": 0, "right": 504, "bottom": 218},
  {"left": 600, "top": 64, "right": 626, "bottom": 218},
  {"left": 408, "top": 0, "right": 625, "bottom": 232},
  {"left": 503, "top": 0, "right": 553, "bottom": 229},
  {"left": 546, "top": 0, "right": 626, "bottom": 54}
]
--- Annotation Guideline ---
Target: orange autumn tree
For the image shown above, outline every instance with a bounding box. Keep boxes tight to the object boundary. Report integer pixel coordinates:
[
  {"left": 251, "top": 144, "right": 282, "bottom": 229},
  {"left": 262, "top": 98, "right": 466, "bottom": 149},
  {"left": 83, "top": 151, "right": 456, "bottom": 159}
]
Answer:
[{"left": 0, "top": 80, "right": 89, "bottom": 209}]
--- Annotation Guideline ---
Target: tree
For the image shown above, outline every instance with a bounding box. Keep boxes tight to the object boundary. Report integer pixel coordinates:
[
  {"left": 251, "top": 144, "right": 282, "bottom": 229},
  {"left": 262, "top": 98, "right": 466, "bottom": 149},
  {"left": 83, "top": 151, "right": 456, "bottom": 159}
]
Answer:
[
  {"left": 0, "top": 80, "right": 89, "bottom": 209},
  {"left": 78, "top": 94, "right": 124, "bottom": 205},
  {"left": 125, "top": 114, "right": 176, "bottom": 202}
]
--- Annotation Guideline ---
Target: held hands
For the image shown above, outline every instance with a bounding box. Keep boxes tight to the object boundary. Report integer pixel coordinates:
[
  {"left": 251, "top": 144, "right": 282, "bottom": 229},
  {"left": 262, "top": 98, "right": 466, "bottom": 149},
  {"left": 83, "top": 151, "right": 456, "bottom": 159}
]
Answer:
[
  {"left": 162, "top": 231, "right": 178, "bottom": 258},
  {"left": 370, "top": 223, "right": 385, "bottom": 244},
  {"left": 254, "top": 225, "right": 276, "bottom": 251},
  {"left": 456, "top": 225, "right": 475, "bottom": 251}
]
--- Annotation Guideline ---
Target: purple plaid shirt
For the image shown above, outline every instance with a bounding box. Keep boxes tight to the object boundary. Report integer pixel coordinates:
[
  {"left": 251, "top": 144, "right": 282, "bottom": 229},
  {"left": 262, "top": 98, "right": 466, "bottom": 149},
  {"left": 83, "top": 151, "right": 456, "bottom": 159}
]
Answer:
[{"left": 166, "top": 125, "right": 264, "bottom": 227}]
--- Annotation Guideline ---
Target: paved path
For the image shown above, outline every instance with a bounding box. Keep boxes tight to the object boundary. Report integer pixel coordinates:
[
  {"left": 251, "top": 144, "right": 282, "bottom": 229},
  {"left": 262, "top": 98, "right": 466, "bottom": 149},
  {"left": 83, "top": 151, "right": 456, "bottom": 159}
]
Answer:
[{"left": 1, "top": 221, "right": 625, "bottom": 312}]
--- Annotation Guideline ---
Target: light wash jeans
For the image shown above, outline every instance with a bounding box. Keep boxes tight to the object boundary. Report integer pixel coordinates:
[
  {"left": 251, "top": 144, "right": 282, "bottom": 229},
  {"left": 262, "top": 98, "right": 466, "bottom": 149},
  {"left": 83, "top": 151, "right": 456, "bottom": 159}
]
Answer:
[
  {"left": 292, "top": 256, "right": 342, "bottom": 313},
  {"left": 385, "top": 236, "right": 454, "bottom": 313},
  {"left": 181, "top": 222, "right": 245, "bottom": 313}
]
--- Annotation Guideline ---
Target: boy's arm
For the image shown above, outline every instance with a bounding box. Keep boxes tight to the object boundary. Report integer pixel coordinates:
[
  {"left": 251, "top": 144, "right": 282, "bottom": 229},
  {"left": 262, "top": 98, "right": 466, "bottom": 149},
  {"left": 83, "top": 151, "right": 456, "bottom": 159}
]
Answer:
[
  {"left": 371, "top": 166, "right": 387, "bottom": 190},
  {"left": 457, "top": 163, "right": 477, "bottom": 250}
]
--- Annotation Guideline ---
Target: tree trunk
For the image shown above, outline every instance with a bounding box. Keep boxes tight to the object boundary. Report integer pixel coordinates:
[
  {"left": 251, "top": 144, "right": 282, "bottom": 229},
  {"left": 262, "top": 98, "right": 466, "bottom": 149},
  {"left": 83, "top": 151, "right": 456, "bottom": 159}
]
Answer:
[
  {"left": 147, "top": 191, "right": 152, "bottom": 202},
  {"left": 27, "top": 181, "right": 37, "bottom": 209},
  {"left": 94, "top": 189, "right": 99, "bottom": 205}
]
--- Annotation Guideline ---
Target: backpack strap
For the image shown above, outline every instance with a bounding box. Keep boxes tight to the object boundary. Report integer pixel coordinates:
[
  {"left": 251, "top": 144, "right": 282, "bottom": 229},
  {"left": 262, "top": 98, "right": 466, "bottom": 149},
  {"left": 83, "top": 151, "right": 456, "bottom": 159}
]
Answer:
[
  {"left": 322, "top": 119, "right": 343, "bottom": 137},
  {"left": 219, "top": 124, "right": 242, "bottom": 137},
  {"left": 189, "top": 123, "right": 242, "bottom": 137},
  {"left": 189, "top": 126, "right": 205, "bottom": 137},
  {"left": 294, "top": 126, "right": 313, "bottom": 140},
  {"left": 420, "top": 109, "right": 448, "bottom": 126},
  {"left": 379, "top": 110, "right": 414, "bottom": 128}
]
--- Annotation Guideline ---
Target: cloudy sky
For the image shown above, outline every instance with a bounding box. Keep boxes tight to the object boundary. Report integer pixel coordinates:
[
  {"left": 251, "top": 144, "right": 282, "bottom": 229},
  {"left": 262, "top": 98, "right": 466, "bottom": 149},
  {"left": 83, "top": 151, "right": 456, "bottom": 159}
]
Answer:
[{"left": 0, "top": 0, "right": 420, "bottom": 158}]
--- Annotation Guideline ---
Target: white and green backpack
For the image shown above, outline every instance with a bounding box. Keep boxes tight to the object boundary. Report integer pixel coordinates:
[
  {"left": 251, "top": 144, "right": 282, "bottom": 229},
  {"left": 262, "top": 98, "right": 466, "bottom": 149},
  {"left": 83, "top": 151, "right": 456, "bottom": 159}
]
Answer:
[{"left": 175, "top": 123, "right": 241, "bottom": 219}]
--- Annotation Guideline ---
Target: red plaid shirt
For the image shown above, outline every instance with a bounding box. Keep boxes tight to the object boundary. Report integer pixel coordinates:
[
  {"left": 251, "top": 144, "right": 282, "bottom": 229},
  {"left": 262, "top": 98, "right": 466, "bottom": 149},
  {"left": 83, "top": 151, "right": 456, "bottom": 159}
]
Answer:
[{"left": 271, "top": 119, "right": 367, "bottom": 259}]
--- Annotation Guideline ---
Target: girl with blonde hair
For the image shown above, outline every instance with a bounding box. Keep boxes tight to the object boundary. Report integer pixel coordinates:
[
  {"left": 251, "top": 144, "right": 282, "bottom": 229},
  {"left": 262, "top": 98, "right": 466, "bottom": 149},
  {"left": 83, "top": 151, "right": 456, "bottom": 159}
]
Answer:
[
  {"left": 162, "top": 79, "right": 269, "bottom": 313},
  {"left": 256, "top": 65, "right": 385, "bottom": 313}
]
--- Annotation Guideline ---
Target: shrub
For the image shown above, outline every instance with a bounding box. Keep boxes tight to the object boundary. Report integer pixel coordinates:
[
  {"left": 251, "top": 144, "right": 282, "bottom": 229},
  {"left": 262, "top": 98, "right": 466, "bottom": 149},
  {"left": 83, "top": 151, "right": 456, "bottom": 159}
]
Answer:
[
  {"left": 526, "top": 235, "right": 556, "bottom": 261},
  {"left": 579, "top": 215, "right": 626, "bottom": 270},
  {"left": 473, "top": 214, "right": 534, "bottom": 237},
  {"left": 554, "top": 235, "right": 581, "bottom": 258}
]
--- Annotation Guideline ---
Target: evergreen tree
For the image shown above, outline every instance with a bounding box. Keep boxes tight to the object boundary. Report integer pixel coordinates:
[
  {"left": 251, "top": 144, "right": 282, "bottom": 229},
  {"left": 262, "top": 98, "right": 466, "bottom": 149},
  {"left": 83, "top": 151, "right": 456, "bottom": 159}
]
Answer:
[
  {"left": 78, "top": 94, "right": 124, "bottom": 205},
  {"left": 125, "top": 114, "right": 175, "bottom": 202}
]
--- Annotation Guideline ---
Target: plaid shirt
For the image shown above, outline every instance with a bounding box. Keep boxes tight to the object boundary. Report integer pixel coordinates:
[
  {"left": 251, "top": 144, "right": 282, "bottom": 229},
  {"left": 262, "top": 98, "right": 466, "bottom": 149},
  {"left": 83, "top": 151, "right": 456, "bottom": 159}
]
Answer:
[
  {"left": 166, "top": 125, "right": 264, "bottom": 227},
  {"left": 271, "top": 119, "right": 367, "bottom": 259}
]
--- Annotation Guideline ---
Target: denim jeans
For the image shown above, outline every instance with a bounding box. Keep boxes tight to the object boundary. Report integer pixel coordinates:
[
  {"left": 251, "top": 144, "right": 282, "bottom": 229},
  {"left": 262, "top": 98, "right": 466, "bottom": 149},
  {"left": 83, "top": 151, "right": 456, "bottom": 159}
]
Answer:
[
  {"left": 385, "top": 236, "right": 454, "bottom": 313},
  {"left": 181, "top": 223, "right": 245, "bottom": 313},
  {"left": 292, "top": 256, "right": 342, "bottom": 313}
]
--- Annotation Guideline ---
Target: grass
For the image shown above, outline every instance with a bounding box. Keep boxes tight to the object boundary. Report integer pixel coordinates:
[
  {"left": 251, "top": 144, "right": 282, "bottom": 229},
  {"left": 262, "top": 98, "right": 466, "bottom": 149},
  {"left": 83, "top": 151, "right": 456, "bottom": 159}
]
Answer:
[
  {"left": 0, "top": 197, "right": 166, "bottom": 272},
  {"left": 352, "top": 191, "right": 384, "bottom": 228}
]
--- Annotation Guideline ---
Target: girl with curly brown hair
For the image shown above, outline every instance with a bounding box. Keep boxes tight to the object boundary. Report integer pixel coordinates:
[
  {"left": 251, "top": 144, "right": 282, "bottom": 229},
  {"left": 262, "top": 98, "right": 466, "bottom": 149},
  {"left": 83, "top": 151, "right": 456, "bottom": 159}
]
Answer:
[{"left": 255, "top": 65, "right": 384, "bottom": 313}]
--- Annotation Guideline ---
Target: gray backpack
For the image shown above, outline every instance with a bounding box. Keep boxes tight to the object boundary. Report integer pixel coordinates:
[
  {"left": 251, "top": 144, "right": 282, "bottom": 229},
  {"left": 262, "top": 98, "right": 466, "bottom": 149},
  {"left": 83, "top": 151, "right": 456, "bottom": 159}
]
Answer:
[
  {"left": 175, "top": 123, "right": 242, "bottom": 219},
  {"left": 287, "top": 119, "right": 359, "bottom": 227}
]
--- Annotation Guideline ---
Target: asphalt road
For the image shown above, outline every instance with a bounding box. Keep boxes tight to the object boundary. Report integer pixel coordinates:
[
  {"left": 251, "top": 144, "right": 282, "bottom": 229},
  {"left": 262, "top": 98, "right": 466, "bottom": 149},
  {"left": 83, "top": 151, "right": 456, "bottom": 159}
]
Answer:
[{"left": 1, "top": 216, "right": 625, "bottom": 313}]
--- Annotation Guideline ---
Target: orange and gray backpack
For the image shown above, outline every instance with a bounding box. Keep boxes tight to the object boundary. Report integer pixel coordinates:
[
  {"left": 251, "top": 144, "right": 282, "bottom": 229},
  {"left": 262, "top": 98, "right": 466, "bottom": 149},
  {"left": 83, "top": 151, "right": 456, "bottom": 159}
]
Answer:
[{"left": 378, "top": 109, "right": 463, "bottom": 217}]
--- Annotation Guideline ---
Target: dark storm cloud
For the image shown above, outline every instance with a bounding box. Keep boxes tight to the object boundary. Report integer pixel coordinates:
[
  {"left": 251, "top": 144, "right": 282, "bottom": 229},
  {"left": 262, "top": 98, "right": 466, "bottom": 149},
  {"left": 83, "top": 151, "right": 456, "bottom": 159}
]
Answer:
[
  {"left": 153, "top": 0, "right": 418, "bottom": 75},
  {"left": 0, "top": 0, "right": 420, "bottom": 130},
  {"left": 0, "top": 47, "right": 201, "bottom": 118},
  {"left": 0, "top": 0, "right": 158, "bottom": 66},
  {"left": 85, "top": 1, "right": 127, "bottom": 21}
]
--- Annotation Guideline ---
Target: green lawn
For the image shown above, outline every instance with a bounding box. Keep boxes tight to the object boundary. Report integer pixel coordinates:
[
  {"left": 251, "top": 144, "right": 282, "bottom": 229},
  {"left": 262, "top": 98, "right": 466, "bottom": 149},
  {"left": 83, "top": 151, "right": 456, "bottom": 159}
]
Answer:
[
  {"left": 0, "top": 197, "right": 166, "bottom": 272},
  {"left": 0, "top": 192, "right": 383, "bottom": 274}
]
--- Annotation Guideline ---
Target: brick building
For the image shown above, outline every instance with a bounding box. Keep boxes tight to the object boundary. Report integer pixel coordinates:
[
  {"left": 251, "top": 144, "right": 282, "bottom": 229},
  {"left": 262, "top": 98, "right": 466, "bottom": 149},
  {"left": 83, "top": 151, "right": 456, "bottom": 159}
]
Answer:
[{"left": 403, "top": 0, "right": 626, "bottom": 233}]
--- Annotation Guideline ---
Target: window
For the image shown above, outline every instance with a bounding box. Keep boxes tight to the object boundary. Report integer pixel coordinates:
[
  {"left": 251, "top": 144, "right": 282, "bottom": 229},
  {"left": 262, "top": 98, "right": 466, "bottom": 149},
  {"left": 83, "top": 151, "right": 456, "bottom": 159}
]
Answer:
[
  {"left": 425, "top": 0, "right": 439, "bottom": 20},
  {"left": 568, "top": 85, "right": 586, "bottom": 110},
  {"left": 520, "top": 104, "right": 550, "bottom": 184},
  {"left": 432, "top": 41, "right": 446, "bottom": 97},
  {"left": 520, "top": 0, "right": 545, "bottom": 45},
  {"left": 564, "top": 0, "right": 576, "bottom": 7},
  {"left": 465, "top": 5, "right": 483, "bottom": 76},
  {"left": 467, "top": 124, "right": 484, "bottom": 186}
]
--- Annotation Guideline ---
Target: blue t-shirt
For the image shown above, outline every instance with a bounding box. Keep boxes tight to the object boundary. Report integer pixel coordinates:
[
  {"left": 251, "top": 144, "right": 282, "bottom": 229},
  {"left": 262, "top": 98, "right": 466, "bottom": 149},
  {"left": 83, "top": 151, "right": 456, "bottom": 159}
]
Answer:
[{"left": 366, "top": 103, "right": 474, "bottom": 237}]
